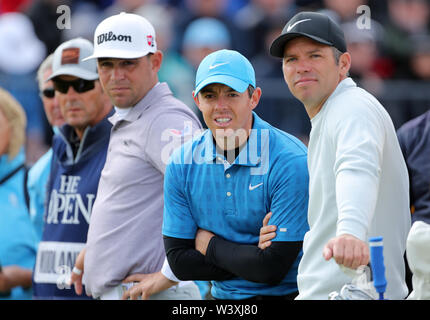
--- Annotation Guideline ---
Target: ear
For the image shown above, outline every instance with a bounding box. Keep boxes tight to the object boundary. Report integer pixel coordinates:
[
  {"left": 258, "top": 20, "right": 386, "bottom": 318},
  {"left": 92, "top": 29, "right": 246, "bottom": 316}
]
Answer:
[
  {"left": 192, "top": 90, "right": 202, "bottom": 111},
  {"left": 151, "top": 50, "right": 163, "bottom": 72},
  {"left": 250, "top": 87, "right": 262, "bottom": 111},
  {"left": 339, "top": 52, "right": 351, "bottom": 78}
]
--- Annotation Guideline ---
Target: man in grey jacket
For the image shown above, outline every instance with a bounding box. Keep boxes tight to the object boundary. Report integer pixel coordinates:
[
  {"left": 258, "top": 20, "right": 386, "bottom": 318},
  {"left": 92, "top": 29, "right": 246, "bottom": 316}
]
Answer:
[{"left": 69, "top": 12, "right": 202, "bottom": 300}]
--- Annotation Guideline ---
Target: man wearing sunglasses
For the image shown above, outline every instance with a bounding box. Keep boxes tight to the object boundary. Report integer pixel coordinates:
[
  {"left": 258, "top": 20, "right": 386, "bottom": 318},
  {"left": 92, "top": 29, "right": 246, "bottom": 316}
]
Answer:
[
  {"left": 32, "top": 37, "right": 113, "bottom": 299},
  {"left": 69, "top": 13, "right": 202, "bottom": 300},
  {"left": 27, "top": 53, "right": 65, "bottom": 243}
]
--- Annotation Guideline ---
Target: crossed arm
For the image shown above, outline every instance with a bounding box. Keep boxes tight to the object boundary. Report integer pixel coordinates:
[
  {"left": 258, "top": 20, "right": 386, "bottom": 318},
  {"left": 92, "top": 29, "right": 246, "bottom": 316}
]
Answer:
[{"left": 164, "top": 212, "right": 302, "bottom": 285}]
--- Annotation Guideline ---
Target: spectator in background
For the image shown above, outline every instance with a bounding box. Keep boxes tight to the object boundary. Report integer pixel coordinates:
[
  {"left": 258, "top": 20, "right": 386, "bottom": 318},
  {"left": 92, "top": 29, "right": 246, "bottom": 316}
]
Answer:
[
  {"left": 25, "top": 0, "right": 66, "bottom": 55},
  {"left": 0, "top": 12, "right": 48, "bottom": 165},
  {"left": 61, "top": 2, "right": 102, "bottom": 42},
  {"left": 103, "top": 0, "right": 154, "bottom": 17},
  {"left": 0, "top": 12, "right": 46, "bottom": 75},
  {"left": 0, "top": 87, "right": 38, "bottom": 300},
  {"left": 234, "top": 0, "right": 297, "bottom": 59},
  {"left": 27, "top": 54, "right": 65, "bottom": 242},
  {"left": 135, "top": 3, "right": 196, "bottom": 117},
  {"left": 397, "top": 109, "right": 430, "bottom": 226},
  {"left": 249, "top": 16, "right": 311, "bottom": 143},
  {"left": 251, "top": 18, "right": 287, "bottom": 79},
  {"left": 182, "top": 17, "right": 232, "bottom": 70},
  {"left": 382, "top": 0, "right": 430, "bottom": 79},
  {"left": 409, "top": 35, "right": 430, "bottom": 81},
  {"left": 181, "top": 17, "right": 232, "bottom": 127},
  {"left": 170, "top": 0, "right": 238, "bottom": 54},
  {"left": 342, "top": 21, "right": 386, "bottom": 96},
  {"left": 32, "top": 38, "right": 113, "bottom": 299},
  {"left": 0, "top": 0, "right": 31, "bottom": 13},
  {"left": 396, "top": 97, "right": 430, "bottom": 293},
  {"left": 321, "top": 0, "right": 369, "bottom": 23}
]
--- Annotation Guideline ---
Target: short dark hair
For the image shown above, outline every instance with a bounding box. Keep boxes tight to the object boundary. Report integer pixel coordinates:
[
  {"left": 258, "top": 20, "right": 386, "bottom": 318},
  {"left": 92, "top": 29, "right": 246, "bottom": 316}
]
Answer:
[
  {"left": 332, "top": 47, "right": 349, "bottom": 76},
  {"left": 247, "top": 85, "right": 255, "bottom": 98},
  {"left": 332, "top": 47, "right": 343, "bottom": 65}
]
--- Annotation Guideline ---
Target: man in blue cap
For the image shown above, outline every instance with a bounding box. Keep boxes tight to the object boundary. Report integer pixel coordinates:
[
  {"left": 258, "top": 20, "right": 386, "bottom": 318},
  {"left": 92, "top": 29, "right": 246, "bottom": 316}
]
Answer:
[{"left": 161, "top": 49, "right": 309, "bottom": 300}]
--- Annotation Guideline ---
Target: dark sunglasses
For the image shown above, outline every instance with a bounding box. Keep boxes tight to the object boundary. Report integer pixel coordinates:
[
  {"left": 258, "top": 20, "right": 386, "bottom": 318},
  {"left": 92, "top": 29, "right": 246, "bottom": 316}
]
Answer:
[
  {"left": 53, "top": 78, "right": 96, "bottom": 94},
  {"left": 41, "top": 88, "right": 55, "bottom": 99}
]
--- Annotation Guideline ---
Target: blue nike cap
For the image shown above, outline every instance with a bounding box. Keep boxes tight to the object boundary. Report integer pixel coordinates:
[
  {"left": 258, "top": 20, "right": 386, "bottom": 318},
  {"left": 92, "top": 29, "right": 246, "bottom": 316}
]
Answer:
[{"left": 194, "top": 49, "right": 255, "bottom": 96}]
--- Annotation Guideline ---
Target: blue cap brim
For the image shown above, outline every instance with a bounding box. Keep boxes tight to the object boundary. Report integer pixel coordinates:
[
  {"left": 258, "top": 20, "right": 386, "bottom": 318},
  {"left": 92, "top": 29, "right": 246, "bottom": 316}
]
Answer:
[{"left": 195, "top": 74, "right": 249, "bottom": 96}]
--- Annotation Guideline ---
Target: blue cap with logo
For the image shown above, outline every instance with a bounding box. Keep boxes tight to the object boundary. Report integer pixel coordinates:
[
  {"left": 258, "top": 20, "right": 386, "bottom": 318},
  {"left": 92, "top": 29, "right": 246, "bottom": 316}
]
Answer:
[{"left": 194, "top": 49, "right": 255, "bottom": 96}]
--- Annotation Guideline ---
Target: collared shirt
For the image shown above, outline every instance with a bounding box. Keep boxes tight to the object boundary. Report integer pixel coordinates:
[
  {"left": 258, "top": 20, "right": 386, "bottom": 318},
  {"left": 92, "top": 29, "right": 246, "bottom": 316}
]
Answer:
[
  {"left": 84, "top": 82, "right": 202, "bottom": 298},
  {"left": 163, "top": 112, "right": 309, "bottom": 299}
]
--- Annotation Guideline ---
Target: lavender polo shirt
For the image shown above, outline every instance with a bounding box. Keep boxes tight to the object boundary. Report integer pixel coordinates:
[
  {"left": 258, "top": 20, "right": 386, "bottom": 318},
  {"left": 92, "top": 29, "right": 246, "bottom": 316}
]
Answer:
[{"left": 83, "top": 83, "right": 202, "bottom": 298}]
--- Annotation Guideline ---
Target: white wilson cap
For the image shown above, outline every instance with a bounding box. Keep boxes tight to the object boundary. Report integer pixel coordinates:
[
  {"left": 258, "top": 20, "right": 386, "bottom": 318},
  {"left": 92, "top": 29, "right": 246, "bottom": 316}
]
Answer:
[{"left": 83, "top": 12, "right": 157, "bottom": 61}]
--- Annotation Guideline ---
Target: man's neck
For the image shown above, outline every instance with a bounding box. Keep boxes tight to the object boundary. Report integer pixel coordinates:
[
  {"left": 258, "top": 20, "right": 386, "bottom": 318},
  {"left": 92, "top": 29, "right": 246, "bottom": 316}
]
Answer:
[
  {"left": 305, "top": 76, "right": 346, "bottom": 119},
  {"left": 213, "top": 135, "right": 249, "bottom": 164},
  {"left": 305, "top": 96, "right": 328, "bottom": 119}
]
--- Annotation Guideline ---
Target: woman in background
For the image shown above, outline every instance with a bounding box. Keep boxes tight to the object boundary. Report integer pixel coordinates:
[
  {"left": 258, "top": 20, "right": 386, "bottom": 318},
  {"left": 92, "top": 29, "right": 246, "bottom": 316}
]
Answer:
[{"left": 0, "top": 87, "right": 38, "bottom": 299}]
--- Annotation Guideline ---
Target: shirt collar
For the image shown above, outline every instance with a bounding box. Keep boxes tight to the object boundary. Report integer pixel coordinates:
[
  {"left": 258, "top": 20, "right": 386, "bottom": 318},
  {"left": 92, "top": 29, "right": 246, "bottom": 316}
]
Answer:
[
  {"left": 203, "top": 112, "right": 265, "bottom": 167},
  {"left": 108, "top": 82, "right": 171, "bottom": 125}
]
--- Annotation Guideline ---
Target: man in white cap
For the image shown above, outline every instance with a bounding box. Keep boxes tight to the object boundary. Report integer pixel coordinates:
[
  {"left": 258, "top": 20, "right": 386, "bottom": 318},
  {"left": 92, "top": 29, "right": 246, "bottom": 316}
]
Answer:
[
  {"left": 32, "top": 37, "right": 113, "bottom": 299},
  {"left": 69, "top": 12, "right": 202, "bottom": 300}
]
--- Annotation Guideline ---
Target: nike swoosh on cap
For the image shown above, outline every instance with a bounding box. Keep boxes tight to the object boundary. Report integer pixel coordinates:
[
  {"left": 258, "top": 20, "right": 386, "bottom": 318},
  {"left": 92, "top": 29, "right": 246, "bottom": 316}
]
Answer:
[
  {"left": 286, "top": 18, "right": 312, "bottom": 32},
  {"left": 209, "top": 62, "right": 229, "bottom": 70}
]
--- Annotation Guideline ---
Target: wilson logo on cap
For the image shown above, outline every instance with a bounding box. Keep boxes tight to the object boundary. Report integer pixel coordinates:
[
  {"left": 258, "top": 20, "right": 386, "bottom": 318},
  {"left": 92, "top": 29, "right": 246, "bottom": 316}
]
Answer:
[{"left": 97, "top": 31, "right": 132, "bottom": 45}]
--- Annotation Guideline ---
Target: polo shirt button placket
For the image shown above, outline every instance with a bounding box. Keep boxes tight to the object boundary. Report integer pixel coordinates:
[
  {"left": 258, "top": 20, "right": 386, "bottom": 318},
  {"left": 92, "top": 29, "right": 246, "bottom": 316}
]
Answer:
[{"left": 224, "top": 168, "right": 235, "bottom": 215}]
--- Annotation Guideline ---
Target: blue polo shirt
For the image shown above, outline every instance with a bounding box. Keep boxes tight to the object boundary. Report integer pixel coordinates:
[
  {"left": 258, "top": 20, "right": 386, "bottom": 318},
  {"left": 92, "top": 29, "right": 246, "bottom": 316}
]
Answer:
[{"left": 163, "top": 112, "right": 309, "bottom": 299}]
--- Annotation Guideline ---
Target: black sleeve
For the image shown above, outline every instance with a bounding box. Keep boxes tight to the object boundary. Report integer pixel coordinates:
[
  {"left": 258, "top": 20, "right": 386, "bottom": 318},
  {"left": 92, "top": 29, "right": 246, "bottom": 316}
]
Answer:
[
  {"left": 206, "top": 237, "right": 302, "bottom": 285},
  {"left": 163, "top": 236, "right": 235, "bottom": 281}
]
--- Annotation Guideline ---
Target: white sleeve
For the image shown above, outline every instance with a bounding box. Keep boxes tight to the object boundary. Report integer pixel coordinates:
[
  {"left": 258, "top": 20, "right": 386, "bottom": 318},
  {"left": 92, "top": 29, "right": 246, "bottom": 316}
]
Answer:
[
  {"left": 161, "top": 258, "right": 180, "bottom": 283},
  {"left": 335, "top": 170, "right": 379, "bottom": 240},
  {"left": 330, "top": 97, "right": 384, "bottom": 240}
]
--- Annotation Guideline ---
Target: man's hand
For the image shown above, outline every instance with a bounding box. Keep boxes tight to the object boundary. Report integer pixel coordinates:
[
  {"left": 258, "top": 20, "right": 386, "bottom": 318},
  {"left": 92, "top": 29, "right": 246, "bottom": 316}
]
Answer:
[
  {"left": 69, "top": 248, "right": 86, "bottom": 296},
  {"left": 258, "top": 212, "right": 277, "bottom": 249},
  {"left": 195, "top": 229, "right": 215, "bottom": 256},
  {"left": 323, "top": 234, "right": 369, "bottom": 269},
  {"left": 122, "top": 272, "right": 177, "bottom": 300},
  {"left": 0, "top": 266, "right": 32, "bottom": 292}
]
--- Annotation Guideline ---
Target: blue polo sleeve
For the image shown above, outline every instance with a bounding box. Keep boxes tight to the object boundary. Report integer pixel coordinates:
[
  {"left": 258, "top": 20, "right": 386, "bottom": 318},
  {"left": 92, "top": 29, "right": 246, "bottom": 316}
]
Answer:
[
  {"left": 268, "top": 153, "right": 309, "bottom": 242},
  {"left": 162, "top": 156, "right": 198, "bottom": 239}
]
